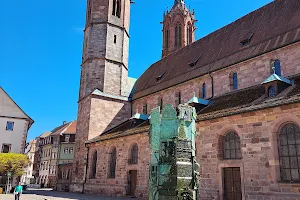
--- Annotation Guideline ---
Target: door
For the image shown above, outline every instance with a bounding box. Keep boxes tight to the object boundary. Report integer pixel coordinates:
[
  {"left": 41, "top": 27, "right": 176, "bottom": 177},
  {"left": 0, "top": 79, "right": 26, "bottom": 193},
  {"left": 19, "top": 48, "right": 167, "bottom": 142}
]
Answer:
[
  {"left": 129, "top": 170, "right": 137, "bottom": 196},
  {"left": 223, "top": 168, "right": 242, "bottom": 200}
]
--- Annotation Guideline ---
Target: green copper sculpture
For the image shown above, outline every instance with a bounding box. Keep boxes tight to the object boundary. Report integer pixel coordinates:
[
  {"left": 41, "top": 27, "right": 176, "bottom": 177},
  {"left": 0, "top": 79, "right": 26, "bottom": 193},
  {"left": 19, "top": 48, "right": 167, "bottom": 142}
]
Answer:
[{"left": 148, "top": 104, "right": 199, "bottom": 200}]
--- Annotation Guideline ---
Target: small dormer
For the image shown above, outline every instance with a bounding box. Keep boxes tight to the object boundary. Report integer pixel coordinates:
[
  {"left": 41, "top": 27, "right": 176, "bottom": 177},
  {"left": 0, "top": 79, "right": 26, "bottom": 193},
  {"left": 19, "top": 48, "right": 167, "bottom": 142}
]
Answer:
[
  {"left": 186, "top": 93, "right": 210, "bottom": 112},
  {"left": 261, "top": 67, "right": 291, "bottom": 98}
]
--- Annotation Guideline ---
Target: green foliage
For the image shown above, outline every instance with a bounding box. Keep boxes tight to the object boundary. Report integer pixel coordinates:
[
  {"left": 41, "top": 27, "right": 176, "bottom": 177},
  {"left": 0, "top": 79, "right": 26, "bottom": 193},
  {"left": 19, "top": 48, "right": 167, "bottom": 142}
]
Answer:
[{"left": 0, "top": 153, "right": 29, "bottom": 177}]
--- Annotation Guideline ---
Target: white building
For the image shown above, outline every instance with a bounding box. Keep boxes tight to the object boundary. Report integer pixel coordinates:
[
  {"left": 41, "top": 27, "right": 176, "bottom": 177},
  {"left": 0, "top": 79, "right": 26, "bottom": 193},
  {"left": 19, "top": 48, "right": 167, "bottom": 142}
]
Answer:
[
  {"left": 21, "top": 140, "right": 36, "bottom": 185},
  {"left": 0, "top": 87, "right": 34, "bottom": 154}
]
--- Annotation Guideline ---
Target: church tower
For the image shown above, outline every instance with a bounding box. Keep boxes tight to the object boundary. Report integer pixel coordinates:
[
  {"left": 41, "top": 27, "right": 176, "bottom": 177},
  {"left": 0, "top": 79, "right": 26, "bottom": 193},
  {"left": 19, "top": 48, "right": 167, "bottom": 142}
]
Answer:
[
  {"left": 162, "top": 0, "right": 196, "bottom": 58},
  {"left": 71, "top": 0, "right": 132, "bottom": 193}
]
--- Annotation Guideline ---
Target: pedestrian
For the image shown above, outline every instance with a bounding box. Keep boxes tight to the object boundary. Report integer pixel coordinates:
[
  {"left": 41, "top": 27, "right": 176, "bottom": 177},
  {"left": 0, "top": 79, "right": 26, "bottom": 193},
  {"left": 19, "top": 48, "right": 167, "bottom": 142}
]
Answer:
[{"left": 14, "top": 182, "right": 23, "bottom": 200}]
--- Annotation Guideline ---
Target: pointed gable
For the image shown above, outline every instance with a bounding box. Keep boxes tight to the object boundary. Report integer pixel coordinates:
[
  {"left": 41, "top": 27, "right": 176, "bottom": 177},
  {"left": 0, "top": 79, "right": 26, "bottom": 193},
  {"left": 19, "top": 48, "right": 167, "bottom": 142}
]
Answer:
[{"left": 0, "top": 87, "right": 34, "bottom": 127}]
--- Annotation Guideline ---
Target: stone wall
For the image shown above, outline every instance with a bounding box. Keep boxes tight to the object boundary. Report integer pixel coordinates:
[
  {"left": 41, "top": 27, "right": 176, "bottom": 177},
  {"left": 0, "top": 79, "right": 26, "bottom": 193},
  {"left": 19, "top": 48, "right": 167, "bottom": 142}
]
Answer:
[
  {"left": 132, "top": 42, "right": 300, "bottom": 114},
  {"left": 197, "top": 102, "right": 300, "bottom": 200},
  {"left": 84, "top": 132, "right": 150, "bottom": 198}
]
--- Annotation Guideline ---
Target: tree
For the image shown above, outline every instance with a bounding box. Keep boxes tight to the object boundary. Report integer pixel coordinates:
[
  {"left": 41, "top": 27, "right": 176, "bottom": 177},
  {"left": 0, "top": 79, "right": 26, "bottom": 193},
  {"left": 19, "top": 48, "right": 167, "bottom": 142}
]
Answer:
[{"left": 0, "top": 153, "right": 29, "bottom": 177}]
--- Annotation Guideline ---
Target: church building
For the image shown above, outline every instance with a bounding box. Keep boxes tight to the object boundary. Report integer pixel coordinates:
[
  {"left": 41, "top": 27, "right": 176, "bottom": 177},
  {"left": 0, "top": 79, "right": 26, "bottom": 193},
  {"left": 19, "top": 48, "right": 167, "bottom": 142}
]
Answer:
[{"left": 70, "top": 0, "right": 300, "bottom": 199}]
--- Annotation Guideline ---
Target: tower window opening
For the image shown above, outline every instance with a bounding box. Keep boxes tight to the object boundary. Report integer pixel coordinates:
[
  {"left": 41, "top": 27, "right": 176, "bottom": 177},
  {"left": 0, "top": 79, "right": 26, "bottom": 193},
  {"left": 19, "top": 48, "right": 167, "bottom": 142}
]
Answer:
[
  {"left": 114, "top": 35, "right": 117, "bottom": 44},
  {"left": 112, "top": 0, "right": 116, "bottom": 16},
  {"left": 116, "top": 0, "right": 121, "bottom": 18},
  {"left": 165, "top": 28, "right": 169, "bottom": 49},
  {"left": 187, "top": 23, "right": 192, "bottom": 45},
  {"left": 175, "top": 23, "right": 182, "bottom": 48}
]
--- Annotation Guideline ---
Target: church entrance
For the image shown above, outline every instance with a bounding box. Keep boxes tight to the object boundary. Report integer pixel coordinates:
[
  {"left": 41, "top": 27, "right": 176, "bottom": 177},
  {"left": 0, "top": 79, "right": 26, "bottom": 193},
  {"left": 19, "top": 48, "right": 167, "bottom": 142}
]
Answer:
[
  {"left": 128, "top": 170, "right": 137, "bottom": 196},
  {"left": 223, "top": 168, "right": 242, "bottom": 200}
]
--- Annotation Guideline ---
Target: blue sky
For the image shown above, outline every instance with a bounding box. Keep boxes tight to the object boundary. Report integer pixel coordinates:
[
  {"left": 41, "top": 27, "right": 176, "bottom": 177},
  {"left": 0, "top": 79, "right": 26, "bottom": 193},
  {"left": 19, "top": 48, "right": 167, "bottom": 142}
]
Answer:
[{"left": 0, "top": 0, "right": 272, "bottom": 141}]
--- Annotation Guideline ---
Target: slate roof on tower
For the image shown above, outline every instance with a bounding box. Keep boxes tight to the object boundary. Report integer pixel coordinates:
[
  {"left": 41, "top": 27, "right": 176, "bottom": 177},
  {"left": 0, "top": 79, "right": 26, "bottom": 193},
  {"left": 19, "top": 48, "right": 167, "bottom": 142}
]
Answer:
[{"left": 133, "top": 0, "right": 300, "bottom": 100}]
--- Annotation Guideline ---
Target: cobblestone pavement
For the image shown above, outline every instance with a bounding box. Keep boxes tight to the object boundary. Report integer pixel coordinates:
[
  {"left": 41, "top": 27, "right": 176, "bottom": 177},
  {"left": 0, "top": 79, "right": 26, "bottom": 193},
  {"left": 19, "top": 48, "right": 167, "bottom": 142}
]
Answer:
[{"left": 0, "top": 189, "right": 142, "bottom": 200}]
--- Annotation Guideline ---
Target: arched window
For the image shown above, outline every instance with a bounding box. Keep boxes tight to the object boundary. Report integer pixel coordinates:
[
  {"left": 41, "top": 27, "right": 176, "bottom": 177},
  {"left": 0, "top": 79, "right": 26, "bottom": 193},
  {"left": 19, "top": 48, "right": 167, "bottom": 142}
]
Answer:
[
  {"left": 279, "top": 123, "right": 300, "bottom": 182},
  {"left": 268, "top": 86, "right": 276, "bottom": 97},
  {"left": 108, "top": 147, "right": 117, "bottom": 178},
  {"left": 274, "top": 59, "right": 281, "bottom": 76},
  {"left": 233, "top": 72, "right": 238, "bottom": 90},
  {"left": 129, "top": 144, "right": 138, "bottom": 164},
  {"left": 165, "top": 28, "right": 169, "bottom": 49},
  {"left": 202, "top": 83, "right": 206, "bottom": 99},
  {"left": 90, "top": 151, "right": 97, "bottom": 178},
  {"left": 223, "top": 131, "right": 242, "bottom": 159},
  {"left": 175, "top": 23, "right": 182, "bottom": 47},
  {"left": 187, "top": 23, "right": 192, "bottom": 45}
]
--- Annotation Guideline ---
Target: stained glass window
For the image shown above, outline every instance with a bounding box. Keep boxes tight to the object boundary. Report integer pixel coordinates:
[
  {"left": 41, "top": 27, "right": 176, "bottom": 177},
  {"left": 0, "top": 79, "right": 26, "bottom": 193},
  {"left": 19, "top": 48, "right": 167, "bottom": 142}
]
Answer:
[
  {"left": 279, "top": 123, "right": 300, "bottom": 182},
  {"left": 223, "top": 131, "right": 242, "bottom": 159}
]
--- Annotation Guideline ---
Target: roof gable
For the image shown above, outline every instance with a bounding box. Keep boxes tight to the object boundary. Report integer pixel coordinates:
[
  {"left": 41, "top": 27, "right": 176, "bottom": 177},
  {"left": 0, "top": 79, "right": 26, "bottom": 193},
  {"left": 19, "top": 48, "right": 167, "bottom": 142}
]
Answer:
[{"left": 0, "top": 87, "right": 33, "bottom": 124}]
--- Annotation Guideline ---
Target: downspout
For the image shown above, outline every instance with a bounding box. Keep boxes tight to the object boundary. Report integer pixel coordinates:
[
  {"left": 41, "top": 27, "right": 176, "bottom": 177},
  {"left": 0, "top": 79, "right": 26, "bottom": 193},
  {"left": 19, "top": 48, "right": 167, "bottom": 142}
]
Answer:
[
  {"left": 209, "top": 72, "right": 214, "bottom": 98},
  {"left": 82, "top": 143, "right": 90, "bottom": 194}
]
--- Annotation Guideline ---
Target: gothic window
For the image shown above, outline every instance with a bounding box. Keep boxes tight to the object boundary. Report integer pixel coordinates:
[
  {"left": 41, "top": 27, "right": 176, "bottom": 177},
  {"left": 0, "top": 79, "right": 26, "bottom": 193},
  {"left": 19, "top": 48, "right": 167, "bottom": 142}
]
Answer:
[
  {"left": 90, "top": 151, "right": 97, "bottom": 179},
  {"left": 129, "top": 144, "right": 138, "bottom": 164},
  {"left": 202, "top": 83, "right": 206, "bottom": 99},
  {"left": 175, "top": 91, "right": 181, "bottom": 107},
  {"left": 165, "top": 28, "right": 169, "bottom": 49},
  {"left": 187, "top": 23, "right": 192, "bottom": 45},
  {"left": 274, "top": 59, "right": 281, "bottom": 76},
  {"left": 143, "top": 104, "right": 148, "bottom": 115},
  {"left": 268, "top": 86, "right": 276, "bottom": 97},
  {"left": 175, "top": 23, "right": 182, "bottom": 47},
  {"left": 223, "top": 131, "right": 242, "bottom": 159},
  {"left": 108, "top": 147, "right": 117, "bottom": 178},
  {"left": 279, "top": 123, "right": 300, "bottom": 182}
]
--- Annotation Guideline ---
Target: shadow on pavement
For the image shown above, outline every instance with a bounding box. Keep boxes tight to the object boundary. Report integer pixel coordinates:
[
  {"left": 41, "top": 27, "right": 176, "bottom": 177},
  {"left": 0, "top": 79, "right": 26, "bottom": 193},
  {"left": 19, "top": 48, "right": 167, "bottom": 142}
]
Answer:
[{"left": 24, "top": 189, "right": 141, "bottom": 200}]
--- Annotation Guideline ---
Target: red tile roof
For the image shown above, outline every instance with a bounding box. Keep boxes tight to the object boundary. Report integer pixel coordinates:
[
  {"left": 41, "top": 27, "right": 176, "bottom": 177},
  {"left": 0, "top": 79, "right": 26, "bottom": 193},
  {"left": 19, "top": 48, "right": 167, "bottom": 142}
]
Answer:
[{"left": 133, "top": 0, "right": 300, "bottom": 100}]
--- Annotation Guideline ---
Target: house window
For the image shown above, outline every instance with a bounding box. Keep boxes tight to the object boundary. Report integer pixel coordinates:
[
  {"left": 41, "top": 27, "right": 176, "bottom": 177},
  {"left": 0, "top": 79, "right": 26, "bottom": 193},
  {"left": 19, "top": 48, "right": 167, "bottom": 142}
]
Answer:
[
  {"left": 143, "top": 104, "right": 148, "bottom": 115},
  {"left": 90, "top": 151, "right": 97, "bottom": 179},
  {"left": 64, "top": 147, "right": 69, "bottom": 154},
  {"left": 268, "top": 86, "right": 276, "bottom": 97},
  {"left": 223, "top": 131, "right": 242, "bottom": 159},
  {"left": 175, "top": 23, "right": 182, "bottom": 47},
  {"left": 65, "top": 135, "right": 70, "bottom": 142},
  {"left": 69, "top": 147, "right": 74, "bottom": 154},
  {"left": 274, "top": 59, "right": 281, "bottom": 76},
  {"left": 202, "top": 83, "right": 206, "bottom": 99},
  {"left": 108, "top": 147, "right": 117, "bottom": 178},
  {"left": 175, "top": 91, "right": 181, "bottom": 107},
  {"left": 279, "top": 123, "right": 300, "bottom": 182},
  {"left": 128, "top": 144, "right": 138, "bottom": 164},
  {"left": 6, "top": 122, "right": 14, "bottom": 131},
  {"left": 2, "top": 144, "right": 11, "bottom": 153}
]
